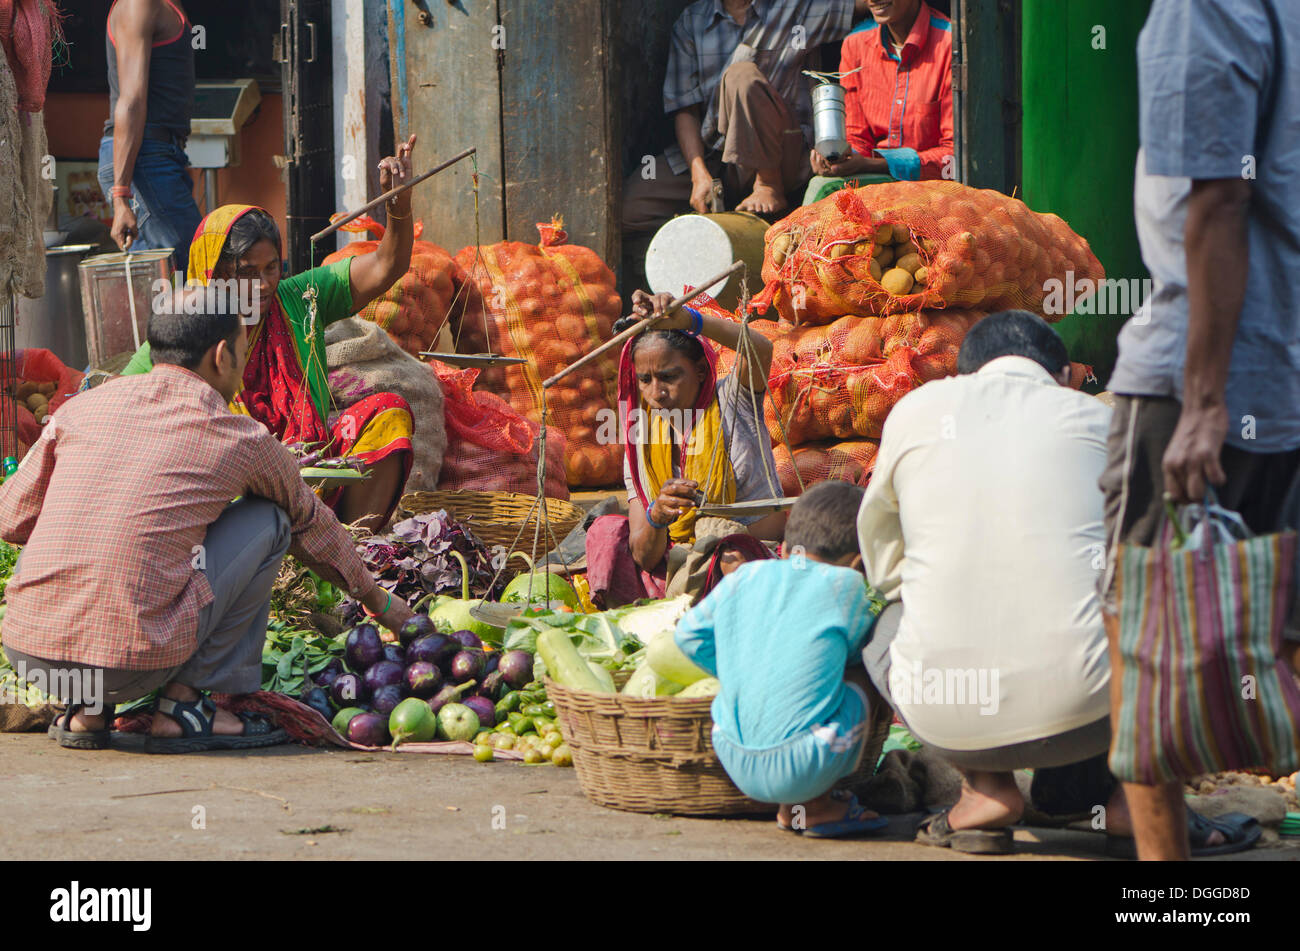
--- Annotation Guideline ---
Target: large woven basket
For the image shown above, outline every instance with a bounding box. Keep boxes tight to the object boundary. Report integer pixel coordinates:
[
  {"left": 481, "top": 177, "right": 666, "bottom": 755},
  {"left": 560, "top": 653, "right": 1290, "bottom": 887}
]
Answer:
[
  {"left": 400, "top": 490, "right": 584, "bottom": 555},
  {"left": 547, "top": 678, "right": 889, "bottom": 817}
]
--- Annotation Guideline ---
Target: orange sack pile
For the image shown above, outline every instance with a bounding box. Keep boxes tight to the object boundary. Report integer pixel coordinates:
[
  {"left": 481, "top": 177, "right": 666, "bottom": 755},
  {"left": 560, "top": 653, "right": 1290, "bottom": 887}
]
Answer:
[
  {"left": 773, "top": 439, "right": 880, "bottom": 497},
  {"left": 754, "top": 181, "right": 1104, "bottom": 325},
  {"left": 453, "top": 219, "right": 622, "bottom": 488},
  {"left": 321, "top": 216, "right": 463, "bottom": 357}
]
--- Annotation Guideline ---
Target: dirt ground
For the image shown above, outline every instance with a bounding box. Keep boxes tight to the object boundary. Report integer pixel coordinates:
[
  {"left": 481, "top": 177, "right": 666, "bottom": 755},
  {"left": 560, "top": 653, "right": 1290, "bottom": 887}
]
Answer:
[{"left": 2, "top": 734, "right": 1297, "bottom": 861}]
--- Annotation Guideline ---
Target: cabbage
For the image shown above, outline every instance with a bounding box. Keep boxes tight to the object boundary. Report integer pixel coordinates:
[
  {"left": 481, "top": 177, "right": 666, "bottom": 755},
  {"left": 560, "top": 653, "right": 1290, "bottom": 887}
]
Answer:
[
  {"left": 606, "top": 595, "right": 694, "bottom": 648},
  {"left": 620, "top": 662, "right": 684, "bottom": 698},
  {"left": 645, "top": 629, "right": 709, "bottom": 687},
  {"left": 677, "top": 677, "right": 720, "bottom": 698}
]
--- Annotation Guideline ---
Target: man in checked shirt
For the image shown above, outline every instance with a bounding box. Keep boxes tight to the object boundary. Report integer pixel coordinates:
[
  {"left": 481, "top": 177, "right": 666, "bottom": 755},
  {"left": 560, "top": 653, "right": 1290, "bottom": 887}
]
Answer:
[{"left": 0, "top": 288, "right": 413, "bottom": 753}]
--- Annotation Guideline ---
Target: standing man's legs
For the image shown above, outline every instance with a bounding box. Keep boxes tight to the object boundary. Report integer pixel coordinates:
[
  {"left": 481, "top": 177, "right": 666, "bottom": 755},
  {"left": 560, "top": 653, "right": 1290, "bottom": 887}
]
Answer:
[{"left": 97, "top": 137, "right": 203, "bottom": 274}]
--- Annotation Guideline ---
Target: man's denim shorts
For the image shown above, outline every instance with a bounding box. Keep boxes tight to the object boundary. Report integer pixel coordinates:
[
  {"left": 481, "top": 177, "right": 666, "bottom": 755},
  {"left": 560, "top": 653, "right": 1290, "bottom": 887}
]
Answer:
[{"left": 711, "top": 683, "right": 869, "bottom": 805}]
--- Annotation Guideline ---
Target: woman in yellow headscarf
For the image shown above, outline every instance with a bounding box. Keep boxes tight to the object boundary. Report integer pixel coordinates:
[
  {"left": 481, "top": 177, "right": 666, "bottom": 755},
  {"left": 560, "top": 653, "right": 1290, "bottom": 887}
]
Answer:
[
  {"left": 124, "top": 136, "right": 421, "bottom": 531},
  {"left": 584, "top": 290, "right": 784, "bottom": 608}
]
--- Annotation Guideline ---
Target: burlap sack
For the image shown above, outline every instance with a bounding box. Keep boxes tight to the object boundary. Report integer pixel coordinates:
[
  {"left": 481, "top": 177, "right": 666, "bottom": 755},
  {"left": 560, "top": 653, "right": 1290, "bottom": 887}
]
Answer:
[
  {"left": 0, "top": 54, "right": 49, "bottom": 296},
  {"left": 324, "top": 317, "right": 447, "bottom": 492}
]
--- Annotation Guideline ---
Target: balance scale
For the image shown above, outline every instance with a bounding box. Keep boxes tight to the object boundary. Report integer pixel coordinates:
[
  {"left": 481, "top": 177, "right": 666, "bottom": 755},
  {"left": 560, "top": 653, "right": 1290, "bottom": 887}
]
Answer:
[{"left": 186, "top": 79, "right": 263, "bottom": 213}]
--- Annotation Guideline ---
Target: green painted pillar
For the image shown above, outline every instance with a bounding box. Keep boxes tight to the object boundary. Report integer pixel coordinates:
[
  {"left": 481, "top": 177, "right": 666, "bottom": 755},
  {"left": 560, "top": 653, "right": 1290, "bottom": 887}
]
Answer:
[{"left": 1020, "top": 0, "right": 1151, "bottom": 385}]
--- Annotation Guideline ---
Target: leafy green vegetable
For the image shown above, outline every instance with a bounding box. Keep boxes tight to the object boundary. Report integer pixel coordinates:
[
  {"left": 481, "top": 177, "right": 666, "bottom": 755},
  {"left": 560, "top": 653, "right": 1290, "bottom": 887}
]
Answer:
[
  {"left": 0, "top": 541, "right": 18, "bottom": 602},
  {"left": 261, "top": 620, "right": 343, "bottom": 695}
]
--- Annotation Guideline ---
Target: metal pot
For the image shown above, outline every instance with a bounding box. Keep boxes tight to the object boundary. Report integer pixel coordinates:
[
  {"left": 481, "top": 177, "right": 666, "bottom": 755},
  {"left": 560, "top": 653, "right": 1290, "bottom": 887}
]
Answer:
[
  {"left": 812, "top": 82, "right": 850, "bottom": 163},
  {"left": 16, "top": 244, "right": 95, "bottom": 370}
]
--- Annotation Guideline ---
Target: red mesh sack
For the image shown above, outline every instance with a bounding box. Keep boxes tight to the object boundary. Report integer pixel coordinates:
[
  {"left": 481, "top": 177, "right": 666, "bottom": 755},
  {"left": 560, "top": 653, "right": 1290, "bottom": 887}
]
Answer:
[
  {"left": 754, "top": 181, "right": 1104, "bottom": 324},
  {"left": 432, "top": 362, "right": 569, "bottom": 500},
  {"left": 321, "top": 216, "right": 463, "bottom": 357},
  {"left": 0, "top": 349, "right": 86, "bottom": 456},
  {"left": 774, "top": 439, "right": 880, "bottom": 496},
  {"left": 453, "top": 218, "right": 622, "bottom": 488}
]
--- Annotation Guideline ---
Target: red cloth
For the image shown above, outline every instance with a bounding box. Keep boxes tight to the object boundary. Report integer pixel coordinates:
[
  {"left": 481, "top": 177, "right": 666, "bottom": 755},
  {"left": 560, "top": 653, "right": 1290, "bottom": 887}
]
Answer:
[
  {"left": 240, "top": 302, "right": 332, "bottom": 447},
  {"left": 0, "top": 0, "right": 63, "bottom": 113},
  {"left": 841, "top": 3, "right": 954, "bottom": 180},
  {"left": 584, "top": 514, "right": 667, "bottom": 609}
]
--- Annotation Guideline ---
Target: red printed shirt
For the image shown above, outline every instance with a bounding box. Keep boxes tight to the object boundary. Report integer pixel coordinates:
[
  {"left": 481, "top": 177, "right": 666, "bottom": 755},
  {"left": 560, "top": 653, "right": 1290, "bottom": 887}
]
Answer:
[
  {"left": 841, "top": 3, "right": 954, "bottom": 180},
  {"left": 0, "top": 365, "right": 378, "bottom": 671}
]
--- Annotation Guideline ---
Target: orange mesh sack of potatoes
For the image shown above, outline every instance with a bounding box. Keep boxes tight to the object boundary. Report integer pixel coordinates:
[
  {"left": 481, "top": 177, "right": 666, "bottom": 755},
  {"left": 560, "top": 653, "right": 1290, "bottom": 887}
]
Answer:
[
  {"left": 321, "top": 216, "right": 463, "bottom": 357},
  {"left": 453, "top": 218, "right": 622, "bottom": 488},
  {"left": 432, "top": 362, "right": 569, "bottom": 500},
  {"left": 752, "top": 181, "right": 1104, "bottom": 325},
  {"left": 773, "top": 439, "right": 879, "bottom": 496}
]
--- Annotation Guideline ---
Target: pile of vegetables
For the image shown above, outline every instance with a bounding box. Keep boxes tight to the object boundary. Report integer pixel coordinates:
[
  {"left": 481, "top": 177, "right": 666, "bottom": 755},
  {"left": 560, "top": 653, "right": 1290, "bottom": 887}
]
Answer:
[
  {"left": 310, "top": 616, "right": 541, "bottom": 750},
  {"left": 345, "top": 510, "right": 501, "bottom": 624}
]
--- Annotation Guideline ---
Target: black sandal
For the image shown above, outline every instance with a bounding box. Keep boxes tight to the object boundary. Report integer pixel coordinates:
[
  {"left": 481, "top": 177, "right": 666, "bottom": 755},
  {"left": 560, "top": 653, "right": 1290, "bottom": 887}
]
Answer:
[
  {"left": 1105, "top": 809, "right": 1262, "bottom": 859},
  {"left": 46, "top": 703, "right": 113, "bottom": 750},
  {"left": 915, "top": 808, "right": 1015, "bottom": 854},
  {"left": 143, "top": 694, "right": 288, "bottom": 754}
]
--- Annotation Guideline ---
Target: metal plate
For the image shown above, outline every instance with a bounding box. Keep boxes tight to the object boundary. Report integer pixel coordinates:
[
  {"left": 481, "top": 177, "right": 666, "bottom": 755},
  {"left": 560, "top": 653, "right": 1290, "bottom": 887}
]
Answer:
[
  {"left": 470, "top": 602, "right": 527, "bottom": 627},
  {"left": 301, "top": 467, "right": 368, "bottom": 490},
  {"left": 420, "top": 352, "right": 528, "bottom": 368},
  {"left": 697, "top": 497, "right": 799, "bottom": 518}
]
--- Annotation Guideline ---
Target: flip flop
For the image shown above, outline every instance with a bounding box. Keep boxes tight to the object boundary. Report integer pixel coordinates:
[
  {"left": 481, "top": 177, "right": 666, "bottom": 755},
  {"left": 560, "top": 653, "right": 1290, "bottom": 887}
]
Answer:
[
  {"left": 46, "top": 703, "right": 112, "bottom": 750},
  {"left": 143, "top": 694, "right": 287, "bottom": 754},
  {"left": 1105, "top": 809, "right": 1262, "bottom": 859},
  {"left": 915, "top": 808, "right": 1015, "bottom": 854},
  {"left": 801, "top": 795, "right": 890, "bottom": 839}
]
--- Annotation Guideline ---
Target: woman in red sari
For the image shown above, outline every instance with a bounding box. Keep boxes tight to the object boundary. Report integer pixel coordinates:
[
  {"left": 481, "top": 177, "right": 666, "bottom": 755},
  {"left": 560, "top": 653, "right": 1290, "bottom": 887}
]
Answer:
[{"left": 124, "top": 136, "right": 422, "bottom": 531}]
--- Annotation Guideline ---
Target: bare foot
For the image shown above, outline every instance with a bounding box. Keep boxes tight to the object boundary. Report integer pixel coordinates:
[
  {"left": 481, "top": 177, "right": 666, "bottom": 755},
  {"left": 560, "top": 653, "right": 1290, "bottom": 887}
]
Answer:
[
  {"left": 736, "top": 175, "right": 788, "bottom": 216},
  {"left": 60, "top": 710, "right": 110, "bottom": 733},
  {"left": 148, "top": 684, "right": 249, "bottom": 738},
  {"left": 947, "top": 773, "right": 1025, "bottom": 830},
  {"left": 778, "top": 789, "right": 878, "bottom": 829},
  {"left": 1104, "top": 787, "right": 1224, "bottom": 847}
]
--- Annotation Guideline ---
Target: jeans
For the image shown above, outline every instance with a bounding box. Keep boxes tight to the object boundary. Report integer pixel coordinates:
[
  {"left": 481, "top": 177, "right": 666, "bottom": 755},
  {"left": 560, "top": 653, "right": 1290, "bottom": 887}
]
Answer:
[{"left": 97, "top": 135, "right": 203, "bottom": 274}]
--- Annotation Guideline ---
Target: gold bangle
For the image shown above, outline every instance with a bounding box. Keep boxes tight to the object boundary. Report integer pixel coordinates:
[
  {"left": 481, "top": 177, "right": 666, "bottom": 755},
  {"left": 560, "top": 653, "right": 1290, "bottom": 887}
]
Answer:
[{"left": 387, "top": 204, "right": 411, "bottom": 221}]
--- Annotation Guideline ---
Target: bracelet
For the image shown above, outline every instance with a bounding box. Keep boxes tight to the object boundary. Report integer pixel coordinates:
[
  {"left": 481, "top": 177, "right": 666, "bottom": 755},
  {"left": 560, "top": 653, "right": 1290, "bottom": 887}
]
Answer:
[
  {"left": 364, "top": 590, "right": 393, "bottom": 617},
  {"left": 687, "top": 308, "right": 704, "bottom": 336},
  {"left": 645, "top": 503, "right": 673, "bottom": 531},
  {"left": 110, "top": 185, "right": 133, "bottom": 199},
  {"left": 386, "top": 203, "right": 411, "bottom": 221}
]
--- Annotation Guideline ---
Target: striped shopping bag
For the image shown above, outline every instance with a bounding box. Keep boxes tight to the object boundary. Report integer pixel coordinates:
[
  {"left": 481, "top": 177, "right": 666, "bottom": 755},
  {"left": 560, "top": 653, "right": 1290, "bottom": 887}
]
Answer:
[{"left": 1109, "top": 502, "right": 1300, "bottom": 784}]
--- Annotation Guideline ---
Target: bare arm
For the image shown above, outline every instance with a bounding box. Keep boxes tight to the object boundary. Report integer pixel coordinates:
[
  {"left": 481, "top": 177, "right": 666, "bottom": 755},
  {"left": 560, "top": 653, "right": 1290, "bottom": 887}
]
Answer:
[
  {"left": 1161, "top": 177, "right": 1252, "bottom": 502},
  {"left": 109, "top": 0, "right": 157, "bottom": 250},
  {"left": 674, "top": 108, "right": 716, "bottom": 215},
  {"left": 347, "top": 135, "right": 417, "bottom": 313}
]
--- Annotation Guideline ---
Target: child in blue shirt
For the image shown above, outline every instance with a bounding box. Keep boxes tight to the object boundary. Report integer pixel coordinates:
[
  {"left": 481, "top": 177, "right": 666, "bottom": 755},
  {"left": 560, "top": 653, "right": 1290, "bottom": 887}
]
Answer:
[{"left": 675, "top": 481, "right": 889, "bottom": 837}]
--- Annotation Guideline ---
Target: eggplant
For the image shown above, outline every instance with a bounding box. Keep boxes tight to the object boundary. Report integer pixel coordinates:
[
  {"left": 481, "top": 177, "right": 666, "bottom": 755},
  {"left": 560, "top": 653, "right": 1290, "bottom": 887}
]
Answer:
[
  {"left": 497, "top": 650, "right": 535, "bottom": 690},
  {"left": 483, "top": 653, "right": 500, "bottom": 676},
  {"left": 461, "top": 695, "right": 496, "bottom": 729},
  {"left": 322, "top": 657, "right": 345, "bottom": 677},
  {"left": 382, "top": 644, "right": 406, "bottom": 666},
  {"left": 300, "top": 686, "right": 334, "bottom": 721},
  {"left": 346, "top": 711, "right": 391, "bottom": 747},
  {"left": 330, "top": 672, "right": 369, "bottom": 707},
  {"left": 362, "top": 660, "right": 405, "bottom": 695},
  {"left": 478, "top": 670, "right": 507, "bottom": 702},
  {"left": 451, "top": 630, "right": 482, "bottom": 651},
  {"left": 370, "top": 684, "right": 405, "bottom": 716},
  {"left": 406, "top": 632, "right": 458, "bottom": 666},
  {"left": 427, "top": 679, "right": 477, "bottom": 717},
  {"left": 404, "top": 661, "right": 443, "bottom": 699},
  {"left": 450, "top": 649, "right": 485, "bottom": 684},
  {"left": 398, "top": 613, "right": 437, "bottom": 646},
  {"left": 344, "top": 623, "right": 385, "bottom": 672},
  {"left": 314, "top": 668, "right": 340, "bottom": 692}
]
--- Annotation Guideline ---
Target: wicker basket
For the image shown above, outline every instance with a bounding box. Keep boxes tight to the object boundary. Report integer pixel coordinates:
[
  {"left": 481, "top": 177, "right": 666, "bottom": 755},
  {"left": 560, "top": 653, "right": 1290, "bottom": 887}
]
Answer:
[
  {"left": 547, "top": 678, "right": 889, "bottom": 817},
  {"left": 400, "top": 490, "right": 584, "bottom": 555}
]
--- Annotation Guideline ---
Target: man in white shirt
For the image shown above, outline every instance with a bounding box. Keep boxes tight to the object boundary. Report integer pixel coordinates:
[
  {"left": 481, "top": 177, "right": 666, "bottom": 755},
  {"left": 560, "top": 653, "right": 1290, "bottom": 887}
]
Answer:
[{"left": 857, "top": 311, "right": 1123, "bottom": 853}]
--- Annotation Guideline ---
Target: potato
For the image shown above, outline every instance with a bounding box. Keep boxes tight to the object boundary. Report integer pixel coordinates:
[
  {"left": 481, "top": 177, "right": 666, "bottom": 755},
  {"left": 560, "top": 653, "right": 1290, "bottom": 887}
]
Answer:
[
  {"left": 853, "top": 240, "right": 873, "bottom": 256},
  {"left": 829, "top": 243, "right": 852, "bottom": 259},
  {"left": 881, "top": 268, "right": 915, "bottom": 296},
  {"left": 895, "top": 253, "right": 923, "bottom": 276},
  {"left": 894, "top": 239, "right": 918, "bottom": 259},
  {"left": 869, "top": 258, "right": 883, "bottom": 282},
  {"left": 873, "top": 223, "right": 895, "bottom": 245},
  {"left": 771, "top": 233, "right": 793, "bottom": 268},
  {"left": 872, "top": 244, "right": 894, "bottom": 267},
  {"left": 913, "top": 266, "right": 928, "bottom": 286},
  {"left": 917, "top": 236, "right": 937, "bottom": 255},
  {"left": 15, "top": 381, "right": 37, "bottom": 401},
  {"left": 26, "top": 394, "right": 47, "bottom": 413}
]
